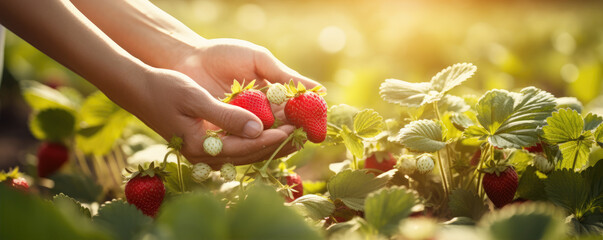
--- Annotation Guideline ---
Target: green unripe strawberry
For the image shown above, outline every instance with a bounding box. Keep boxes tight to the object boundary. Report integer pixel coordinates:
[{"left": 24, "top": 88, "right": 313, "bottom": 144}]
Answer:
[
  {"left": 191, "top": 162, "right": 212, "bottom": 183},
  {"left": 533, "top": 155, "right": 554, "bottom": 173},
  {"left": 220, "top": 163, "right": 236, "bottom": 181},
  {"left": 416, "top": 154, "right": 434, "bottom": 174},
  {"left": 203, "top": 135, "right": 222, "bottom": 156},
  {"left": 267, "top": 83, "right": 288, "bottom": 105},
  {"left": 396, "top": 155, "right": 417, "bottom": 175}
]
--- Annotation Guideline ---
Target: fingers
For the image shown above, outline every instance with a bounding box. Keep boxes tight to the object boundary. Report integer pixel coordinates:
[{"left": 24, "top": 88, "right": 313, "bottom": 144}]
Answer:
[
  {"left": 254, "top": 50, "right": 325, "bottom": 92},
  {"left": 197, "top": 97, "right": 264, "bottom": 138},
  {"left": 181, "top": 124, "right": 299, "bottom": 167}
]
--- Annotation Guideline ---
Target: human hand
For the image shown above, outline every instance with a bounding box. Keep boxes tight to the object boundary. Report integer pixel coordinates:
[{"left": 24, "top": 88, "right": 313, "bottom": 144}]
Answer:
[{"left": 155, "top": 39, "right": 323, "bottom": 166}]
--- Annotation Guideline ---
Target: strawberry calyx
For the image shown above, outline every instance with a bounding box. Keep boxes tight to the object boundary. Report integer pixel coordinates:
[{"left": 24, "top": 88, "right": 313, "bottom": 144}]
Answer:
[
  {"left": 221, "top": 79, "right": 257, "bottom": 103},
  {"left": 284, "top": 80, "right": 325, "bottom": 98},
  {"left": 479, "top": 163, "right": 513, "bottom": 177},
  {"left": 125, "top": 162, "right": 169, "bottom": 182},
  {"left": 0, "top": 167, "right": 23, "bottom": 182}
]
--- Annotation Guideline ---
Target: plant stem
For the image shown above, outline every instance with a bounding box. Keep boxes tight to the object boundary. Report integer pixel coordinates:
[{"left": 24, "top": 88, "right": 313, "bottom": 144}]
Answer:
[
  {"left": 433, "top": 101, "right": 454, "bottom": 191},
  {"left": 106, "top": 153, "right": 123, "bottom": 188},
  {"left": 261, "top": 133, "right": 294, "bottom": 172},
  {"left": 74, "top": 148, "right": 92, "bottom": 176},
  {"left": 352, "top": 155, "right": 358, "bottom": 170},
  {"left": 571, "top": 140, "right": 581, "bottom": 171},
  {"left": 175, "top": 152, "right": 185, "bottom": 193},
  {"left": 239, "top": 164, "right": 253, "bottom": 191},
  {"left": 436, "top": 150, "right": 449, "bottom": 197}
]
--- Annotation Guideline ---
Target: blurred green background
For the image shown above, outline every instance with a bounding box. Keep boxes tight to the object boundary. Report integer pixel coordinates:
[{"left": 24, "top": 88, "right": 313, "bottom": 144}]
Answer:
[{"left": 1, "top": 0, "right": 603, "bottom": 172}]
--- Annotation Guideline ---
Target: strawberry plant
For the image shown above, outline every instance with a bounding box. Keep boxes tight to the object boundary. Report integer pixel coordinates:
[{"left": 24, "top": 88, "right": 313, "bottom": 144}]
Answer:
[{"left": 2, "top": 63, "right": 602, "bottom": 240}]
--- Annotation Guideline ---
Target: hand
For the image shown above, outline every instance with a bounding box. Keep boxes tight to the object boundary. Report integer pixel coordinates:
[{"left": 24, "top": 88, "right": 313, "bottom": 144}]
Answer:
[{"left": 144, "top": 39, "right": 323, "bottom": 167}]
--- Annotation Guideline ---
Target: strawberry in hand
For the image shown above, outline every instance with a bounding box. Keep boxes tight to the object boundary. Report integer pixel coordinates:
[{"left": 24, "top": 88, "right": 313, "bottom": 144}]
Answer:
[
  {"left": 222, "top": 80, "right": 274, "bottom": 129},
  {"left": 284, "top": 81, "right": 327, "bottom": 143}
]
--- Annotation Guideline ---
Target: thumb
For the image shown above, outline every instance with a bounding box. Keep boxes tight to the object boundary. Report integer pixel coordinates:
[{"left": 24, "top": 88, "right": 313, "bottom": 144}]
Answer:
[{"left": 200, "top": 97, "right": 264, "bottom": 138}]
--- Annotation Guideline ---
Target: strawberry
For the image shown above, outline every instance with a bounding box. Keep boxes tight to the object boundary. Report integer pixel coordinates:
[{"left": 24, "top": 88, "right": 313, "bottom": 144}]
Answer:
[
  {"left": 223, "top": 80, "right": 274, "bottom": 129},
  {"left": 37, "top": 142, "right": 69, "bottom": 178},
  {"left": 1, "top": 168, "right": 29, "bottom": 191},
  {"left": 284, "top": 82, "right": 327, "bottom": 143},
  {"left": 203, "top": 134, "right": 223, "bottom": 157},
  {"left": 533, "top": 154, "right": 554, "bottom": 173},
  {"left": 191, "top": 162, "right": 212, "bottom": 183},
  {"left": 125, "top": 162, "right": 167, "bottom": 217},
  {"left": 267, "top": 83, "right": 288, "bottom": 105},
  {"left": 284, "top": 172, "right": 304, "bottom": 202},
  {"left": 482, "top": 166, "right": 518, "bottom": 208},
  {"left": 524, "top": 143, "right": 543, "bottom": 153},
  {"left": 220, "top": 163, "right": 236, "bottom": 181},
  {"left": 470, "top": 149, "right": 481, "bottom": 166},
  {"left": 396, "top": 154, "right": 417, "bottom": 175},
  {"left": 416, "top": 154, "right": 435, "bottom": 174},
  {"left": 364, "top": 152, "right": 397, "bottom": 172}
]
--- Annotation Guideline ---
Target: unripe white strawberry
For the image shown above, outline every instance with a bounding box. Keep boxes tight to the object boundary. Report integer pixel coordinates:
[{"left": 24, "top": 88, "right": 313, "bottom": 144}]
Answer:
[
  {"left": 266, "top": 83, "right": 288, "bottom": 105},
  {"left": 191, "top": 162, "right": 212, "bottom": 183},
  {"left": 203, "top": 136, "right": 222, "bottom": 156},
  {"left": 396, "top": 155, "right": 417, "bottom": 175},
  {"left": 220, "top": 163, "right": 236, "bottom": 181},
  {"left": 416, "top": 154, "right": 435, "bottom": 174},
  {"left": 533, "top": 154, "right": 554, "bottom": 173}
]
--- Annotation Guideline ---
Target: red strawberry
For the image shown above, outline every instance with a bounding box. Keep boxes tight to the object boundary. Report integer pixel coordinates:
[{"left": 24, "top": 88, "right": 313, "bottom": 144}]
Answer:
[
  {"left": 223, "top": 80, "right": 274, "bottom": 129},
  {"left": 524, "top": 143, "right": 543, "bottom": 153},
  {"left": 1, "top": 168, "right": 29, "bottom": 191},
  {"left": 125, "top": 162, "right": 167, "bottom": 217},
  {"left": 285, "top": 173, "right": 304, "bottom": 202},
  {"left": 364, "top": 152, "right": 397, "bottom": 172},
  {"left": 470, "top": 149, "right": 481, "bottom": 166},
  {"left": 284, "top": 83, "right": 327, "bottom": 143},
  {"left": 37, "top": 142, "right": 69, "bottom": 178},
  {"left": 482, "top": 167, "right": 518, "bottom": 208}
]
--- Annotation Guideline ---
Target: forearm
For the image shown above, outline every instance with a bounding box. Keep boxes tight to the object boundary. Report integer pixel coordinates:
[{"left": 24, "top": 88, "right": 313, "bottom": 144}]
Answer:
[
  {"left": 70, "top": 0, "right": 205, "bottom": 69},
  {"left": 0, "top": 0, "right": 148, "bottom": 112}
]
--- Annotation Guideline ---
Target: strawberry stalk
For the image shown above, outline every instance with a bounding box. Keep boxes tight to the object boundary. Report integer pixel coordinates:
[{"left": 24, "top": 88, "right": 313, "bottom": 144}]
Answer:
[
  {"left": 432, "top": 101, "right": 453, "bottom": 194},
  {"left": 260, "top": 133, "right": 295, "bottom": 172}
]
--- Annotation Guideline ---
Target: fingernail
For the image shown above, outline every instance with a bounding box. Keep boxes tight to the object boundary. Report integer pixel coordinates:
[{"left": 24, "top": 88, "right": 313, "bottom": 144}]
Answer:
[{"left": 244, "top": 121, "right": 262, "bottom": 138}]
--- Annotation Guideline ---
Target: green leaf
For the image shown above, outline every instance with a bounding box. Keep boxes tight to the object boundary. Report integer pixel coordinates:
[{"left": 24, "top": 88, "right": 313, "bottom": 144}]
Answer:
[
  {"left": 50, "top": 173, "right": 103, "bottom": 203},
  {"left": 507, "top": 149, "right": 533, "bottom": 175},
  {"left": 365, "top": 186, "right": 417, "bottom": 236},
  {"left": 448, "top": 189, "right": 487, "bottom": 220},
  {"left": 93, "top": 200, "right": 152, "bottom": 240},
  {"left": 474, "top": 87, "right": 556, "bottom": 149},
  {"left": 328, "top": 104, "right": 359, "bottom": 130},
  {"left": 430, "top": 62, "right": 477, "bottom": 97},
  {"left": 228, "top": 185, "right": 322, "bottom": 240},
  {"left": 53, "top": 193, "right": 91, "bottom": 218},
  {"left": 516, "top": 166, "right": 547, "bottom": 201},
  {"left": 556, "top": 132, "right": 594, "bottom": 171},
  {"left": 393, "top": 120, "right": 445, "bottom": 152},
  {"left": 328, "top": 169, "right": 390, "bottom": 211},
  {"left": 163, "top": 162, "right": 193, "bottom": 194},
  {"left": 353, "top": 109, "right": 384, "bottom": 138},
  {"left": 76, "top": 91, "right": 132, "bottom": 156},
  {"left": 581, "top": 160, "right": 603, "bottom": 202},
  {"left": 379, "top": 79, "right": 432, "bottom": 107},
  {"left": 450, "top": 112, "right": 475, "bottom": 131},
  {"left": 289, "top": 194, "right": 335, "bottom": 220},
  {"left": 567, "top": 212, "right": 603, "bottom": 237},
  {"left": 0, "top": 185, "right": 110, "bottom": 239},
  {"left": 155, "top": 192, "right": 228, "bottom": 240},
  {"left": 20, "top": 80, "right": 76, "bottom": 111},
  {"left": 544, "top": 169, "right": 590, "bottom": 216},
  {"left": 542, "top": 108, "right": 584, "bottom": 144},
  {"left": 595, "top": 123, "right": 603, "bottom": 147},
  {"left": 555, "top": 97, "right": 583, "bottom": 113},
  {"left": 29, "top": 108, "right": 76, "bottom": 142},
  {"left": 303, "top": 181, "right": 327, "bottom": 195},
  {"left": 583, "top": 113, "right": 602, "bottom": 131},
  {"left": 480, "top": 202, "right": 566, "bottom": 240},
  {"left": 341, "top": 125, "right": 364, "bottom": 160}
]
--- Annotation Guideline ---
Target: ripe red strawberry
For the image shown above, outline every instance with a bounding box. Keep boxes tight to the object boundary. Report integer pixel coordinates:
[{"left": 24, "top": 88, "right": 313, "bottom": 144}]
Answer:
[
  {"left": 223, "top": 80, "right": 274, "bottom": 129},
  {"left": 284, "top": 83, "right": 327, "bottom": 143},
  {"left": 482, "top": 166, "right": 518, "bottom": 208},
  {"left": 524, "top": 143, "right": 543, "bottom": 153},
  {"left": 364, "top": 152, "right": 397, "bottom": 172},
  {"left": 470, "top": 149, "right": 481, "bottom": 166},
  {"left": 125, "top": 162, "right": 167, "bottom": 217},
  {"left": 1, "top": 168, "right": 29, "bottom": 191},
  {"left": 37, "top": 142, "right": 69, "bottom": 178},
  {"left": 285, "top": 173, "right": 304, "bottom": 202}
]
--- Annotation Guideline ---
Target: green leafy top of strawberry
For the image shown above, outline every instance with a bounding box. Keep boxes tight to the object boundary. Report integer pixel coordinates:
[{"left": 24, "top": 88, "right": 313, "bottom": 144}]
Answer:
[
  {"left": 125, "top": 162, "right": 169, "bottom": 182},
  {"left": 0, "top": 167, "right": 23, "bottom": 182},
  {"left": 284, "top": 80, "right": 325, "bottom": 98},
  {"left": 167, "top": 135, "right": 183, "bottom": 151},
  {"left": 221, "top": 79, "right": 257, "bottom": 103}
]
